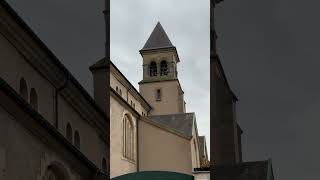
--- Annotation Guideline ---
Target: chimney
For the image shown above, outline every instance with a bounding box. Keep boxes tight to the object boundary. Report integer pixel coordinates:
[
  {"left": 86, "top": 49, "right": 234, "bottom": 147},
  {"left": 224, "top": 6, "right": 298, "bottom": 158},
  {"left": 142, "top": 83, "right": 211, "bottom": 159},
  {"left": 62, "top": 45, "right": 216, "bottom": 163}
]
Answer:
[
  {"left": 89, "top": 59, "right": 109, "bottom": 116},
  {"left": 89, "top": 0, "right": 110, "bottom": 118}
]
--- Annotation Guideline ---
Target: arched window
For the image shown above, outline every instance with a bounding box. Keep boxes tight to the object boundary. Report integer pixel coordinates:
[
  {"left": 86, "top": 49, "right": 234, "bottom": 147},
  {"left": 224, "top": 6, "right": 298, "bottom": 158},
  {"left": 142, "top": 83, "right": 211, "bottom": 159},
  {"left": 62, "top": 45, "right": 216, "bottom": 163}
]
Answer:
[
  {"left": 19, "top": 78, "right": 28, "bottom": 100},
  {"left": 149, "top": 61, "right": 157, "bottom": 76},
  {"left": 123, "top": 114, "right": 134, "bottom": 161},
  {"left": 30, "top": 88, "right": 38, "bottom": 111},
  {"left": 43, "top": 164, "right": 70, "bottom": 180},
  {"left": 102, "top": 157, "right": 107, "bottom": 173},
  {"left": 66, "top": 123, "right": 72, "bottom": 142},
  {"left": 160, "top": 60, "right": 168, "bottom": 76},
  {"left": 119, "top": 89, "right": 122, "bottom": 96},
  {"left": 116, "top": 86, "right": 118, "bottom": 92},
  {"left": 74, "top": 130, "right": 80, "bottom": 149}
]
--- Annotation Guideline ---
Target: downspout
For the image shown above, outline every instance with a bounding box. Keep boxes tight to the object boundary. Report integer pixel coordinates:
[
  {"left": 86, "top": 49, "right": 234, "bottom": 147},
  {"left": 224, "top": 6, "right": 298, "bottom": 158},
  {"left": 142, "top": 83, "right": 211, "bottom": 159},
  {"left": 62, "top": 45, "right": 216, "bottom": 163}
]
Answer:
[{"left": 55, "top": 73, "right": 70, "bottom": 129}]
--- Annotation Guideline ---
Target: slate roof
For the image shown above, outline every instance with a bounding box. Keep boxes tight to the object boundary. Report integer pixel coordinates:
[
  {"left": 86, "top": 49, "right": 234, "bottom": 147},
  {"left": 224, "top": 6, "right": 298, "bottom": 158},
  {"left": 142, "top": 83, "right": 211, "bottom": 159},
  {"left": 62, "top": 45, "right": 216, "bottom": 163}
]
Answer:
[
  {"left": 212, "top": 160, "right": 271, "bottom": 180},
  {"left": 141, "top": 22, "right": 175, "bottom": 50},
  {"left": 147, "top": 113, "right": 195, "bottom": 139}
]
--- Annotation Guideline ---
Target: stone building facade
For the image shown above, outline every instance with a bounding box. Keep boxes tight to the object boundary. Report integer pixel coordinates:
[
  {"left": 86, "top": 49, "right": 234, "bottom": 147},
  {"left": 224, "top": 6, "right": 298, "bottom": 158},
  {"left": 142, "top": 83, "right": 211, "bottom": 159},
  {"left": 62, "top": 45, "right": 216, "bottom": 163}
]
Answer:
[
  {"left": 210, "top": 1, "right": 275, "bottom": 180},
  {"left": 0, "top": 1, "right": 109, "bottom": 179},
  {"left": 90, "top": 22, "right": 209, "bottom": 178}
]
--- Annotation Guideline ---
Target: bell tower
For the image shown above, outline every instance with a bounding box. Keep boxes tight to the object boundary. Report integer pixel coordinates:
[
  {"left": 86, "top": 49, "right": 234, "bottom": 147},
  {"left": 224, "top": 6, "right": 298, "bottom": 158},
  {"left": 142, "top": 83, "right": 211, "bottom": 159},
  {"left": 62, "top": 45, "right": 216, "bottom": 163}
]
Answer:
[{"left": 139, "top": 22, "right": 186, "bottom": 115}]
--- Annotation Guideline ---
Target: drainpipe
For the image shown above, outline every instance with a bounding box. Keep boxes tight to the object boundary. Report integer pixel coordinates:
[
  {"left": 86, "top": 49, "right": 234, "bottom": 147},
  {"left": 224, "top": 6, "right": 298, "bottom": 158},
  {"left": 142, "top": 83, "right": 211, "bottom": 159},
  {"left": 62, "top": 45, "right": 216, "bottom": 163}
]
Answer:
[{"left": 55, "top": 74, "right": 70, "bottom": 129}]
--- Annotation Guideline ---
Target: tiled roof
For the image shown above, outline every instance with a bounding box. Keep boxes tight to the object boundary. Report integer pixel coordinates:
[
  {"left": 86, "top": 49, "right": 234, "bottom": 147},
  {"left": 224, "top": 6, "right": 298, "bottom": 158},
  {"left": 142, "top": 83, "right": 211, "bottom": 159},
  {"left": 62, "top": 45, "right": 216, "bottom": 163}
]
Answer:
[{"left": 147, "top": 113, "right": 195, "bottom": 139}]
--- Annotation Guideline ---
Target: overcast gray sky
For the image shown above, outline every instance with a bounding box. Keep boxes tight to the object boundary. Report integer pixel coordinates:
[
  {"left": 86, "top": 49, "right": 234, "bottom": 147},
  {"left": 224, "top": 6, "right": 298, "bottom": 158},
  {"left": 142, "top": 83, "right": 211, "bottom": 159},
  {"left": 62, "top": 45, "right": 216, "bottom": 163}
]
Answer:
[
  {"left": 110, "top": 0, "right": 210, "bottom": 155},
  {"left": 6, "top": 0, "right": 211, "bottom": 158},
  {"left": 215, "top": 0, "right": 320, "bottom": 179},
  {"left": 6, "top": 0, "right": 319, "bottom": 179}
]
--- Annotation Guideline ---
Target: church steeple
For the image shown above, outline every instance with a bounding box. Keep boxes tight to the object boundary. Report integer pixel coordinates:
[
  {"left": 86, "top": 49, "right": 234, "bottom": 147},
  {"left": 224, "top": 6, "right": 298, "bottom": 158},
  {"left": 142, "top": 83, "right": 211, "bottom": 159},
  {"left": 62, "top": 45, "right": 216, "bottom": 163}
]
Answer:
[
  {"left": 139, "top": 22, "right": 185, "bottom": 115},
  {"left": 139, "top": 22, "right": 181, "bottom": 84},
  {"left": 141, "top": 22, "right": 174, "bottom": 50}
]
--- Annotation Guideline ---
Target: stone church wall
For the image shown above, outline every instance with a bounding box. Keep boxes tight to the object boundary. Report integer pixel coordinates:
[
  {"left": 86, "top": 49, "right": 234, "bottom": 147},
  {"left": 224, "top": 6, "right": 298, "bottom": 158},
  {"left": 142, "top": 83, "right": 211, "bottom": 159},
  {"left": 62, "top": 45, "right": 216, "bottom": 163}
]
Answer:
[
  {"left": 110, "top": 95, "right": 138, "bottom": 178},
  {"left": 139, "top": 80, "right": 182, "bottom": 115},
  {"left": 191, "top": 123, "right": 201, "bottom": 169},
  {"left": 0, "top": 32, "right": 107, "bottom": 170},
  {"left": 138, "top": 119, "right": 193, "bottom": 175},
  {"left": 110, "top": 70, "right": 147, "bottom": 116},
  {"left": 0, "top": 33, "right": 56, "bottom": 125},
  {"left": 58, "top": 96, "right": 108, "bottom": 168},
  {"left": 0, "top": 103, "right": 93, "bottom": 180}
]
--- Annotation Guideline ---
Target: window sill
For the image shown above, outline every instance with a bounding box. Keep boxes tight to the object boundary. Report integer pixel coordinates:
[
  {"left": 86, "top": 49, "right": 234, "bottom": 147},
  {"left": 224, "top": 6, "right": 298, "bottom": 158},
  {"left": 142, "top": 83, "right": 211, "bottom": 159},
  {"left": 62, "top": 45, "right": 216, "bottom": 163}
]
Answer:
[{"left": 121, "top": 156, "right": 136, "bottom": 164}]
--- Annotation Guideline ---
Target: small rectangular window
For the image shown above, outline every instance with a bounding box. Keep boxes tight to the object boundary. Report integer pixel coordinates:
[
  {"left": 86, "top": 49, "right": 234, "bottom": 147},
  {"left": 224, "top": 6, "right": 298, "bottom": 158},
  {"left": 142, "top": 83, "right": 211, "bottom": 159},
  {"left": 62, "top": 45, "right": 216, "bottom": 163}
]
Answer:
[{"left": 156, "top": 89, "right": 161, "bottom": 101}]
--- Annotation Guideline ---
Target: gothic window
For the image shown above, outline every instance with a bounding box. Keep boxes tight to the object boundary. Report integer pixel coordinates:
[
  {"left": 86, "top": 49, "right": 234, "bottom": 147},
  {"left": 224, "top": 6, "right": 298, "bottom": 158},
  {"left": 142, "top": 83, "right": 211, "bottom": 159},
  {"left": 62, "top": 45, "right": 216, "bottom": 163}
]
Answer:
[
  {"left": 66, "top": 123, "right": 72, "bottom": 142},
  {"left": 30, "top": 88, "right": 38, "bottom": 111},
  {"left": 119, "top": 89, "right": 122, "bottom": 96},
  {"left": 156, "top": 89, "right": 161, "bottom": 101},
  {"left": 160, "top": 60, "right": 168, "bottom": 76},
  {"left": 123, "top": 114, "right": 134, "bottom": 161},
  {"left": 116, "top": 86, "right": 119, "bottom": 92},
  {"left": 74, "top": 130, "right": 80, "bottom": 149},
  {"left": 149, "top": 61, "right": 157, "bottom": 76},
  {"left": 102, "top": 157, "right": 107, "bottom": 173},
  {"left": 19, "top": 78, "right": 28, "bottom": 100}
]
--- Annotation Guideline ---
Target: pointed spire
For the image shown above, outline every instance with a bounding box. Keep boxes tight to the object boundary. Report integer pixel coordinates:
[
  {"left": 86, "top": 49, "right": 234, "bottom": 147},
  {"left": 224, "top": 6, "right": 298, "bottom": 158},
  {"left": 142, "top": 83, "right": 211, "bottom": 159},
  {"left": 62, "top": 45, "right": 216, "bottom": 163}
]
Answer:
[{"left": 141, "top": 22, "right": 174, "bottom": 50}]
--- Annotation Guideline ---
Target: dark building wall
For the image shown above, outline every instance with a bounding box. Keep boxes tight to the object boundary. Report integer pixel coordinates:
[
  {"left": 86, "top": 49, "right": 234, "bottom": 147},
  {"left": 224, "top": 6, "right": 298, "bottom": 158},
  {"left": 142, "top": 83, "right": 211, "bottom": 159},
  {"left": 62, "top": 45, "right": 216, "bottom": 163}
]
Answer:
[
  {"left": 212, "top": 64, "right": 237, "bottom": 165},
  {"left": 211, "top": 0, "right": 243, "bottom": 168}
]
